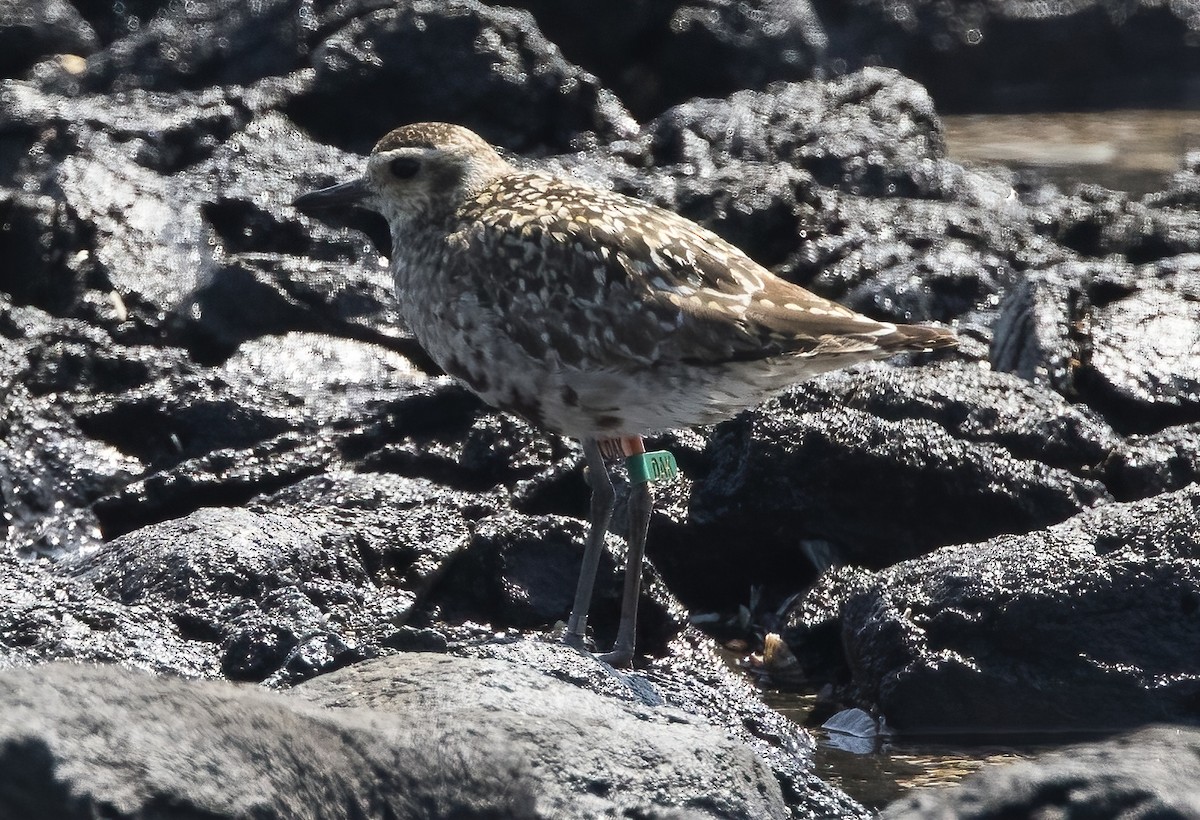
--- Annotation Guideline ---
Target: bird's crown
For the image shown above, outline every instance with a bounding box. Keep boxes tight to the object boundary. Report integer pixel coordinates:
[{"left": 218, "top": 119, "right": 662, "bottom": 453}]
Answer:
[
  {"left": 354, "top": 123, "right": 510, "bottom": 224},
  {"left": 372, "top": 122, "right": 496, "bottom": 156}
]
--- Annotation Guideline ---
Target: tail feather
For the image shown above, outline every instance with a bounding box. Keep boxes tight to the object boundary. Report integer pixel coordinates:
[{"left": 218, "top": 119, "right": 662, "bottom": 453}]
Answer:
[{"left": 884, "top": 323, "right": 958, "bottom": 352}]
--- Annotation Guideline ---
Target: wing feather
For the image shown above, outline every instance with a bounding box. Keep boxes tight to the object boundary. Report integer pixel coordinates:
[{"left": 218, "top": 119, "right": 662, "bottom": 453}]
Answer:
[{"left": 454, "top": 172, "right": 919, "bottom": 369}]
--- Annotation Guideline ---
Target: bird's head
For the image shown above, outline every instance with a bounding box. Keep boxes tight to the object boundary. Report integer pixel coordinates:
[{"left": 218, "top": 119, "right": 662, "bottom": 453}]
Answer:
[{"left": 293, "top": 122, "right": 510, "bottom": 225}]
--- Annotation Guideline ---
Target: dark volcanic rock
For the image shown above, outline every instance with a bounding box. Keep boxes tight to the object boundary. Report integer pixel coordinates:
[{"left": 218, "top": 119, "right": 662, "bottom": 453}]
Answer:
[
  {"left": 815, "top": 0, "right": 1200, "bottom": 112},
  {"left": 630, "top": 67, "right": 949, "bottom": 226},
  {"left": 625, "top": 68, "right": 948, "bottom": 201},
  {"left": 66, "top": 473, "right": 485, "bottom": 684},
  {"left": 76, "top": 332, "right": 426, "bottom": 471},
  {"left": 358, "top": 383, "right": 574, "bottom": 493},
  {"left": 688, "top": 361, "right": 1111, "bottom": 596},
  {"left": 58, "top": 0, "right": 313, "bottom": 94},
  {"left": 286, "top": 0, "right": 636, "bottom": 155},
  {"left": 0, "top": 0, "right": 97, "bottom": 79},
  {"left": 1051, "top": 185, "right": 1200, "bottom": 263},
  {"left": 992, "top": 258, "right": 1200, "bottom": 434},
  {"left": 297, "top": 648, "right": 799, "bottom": 820},
  {"left": 39, "top": 328, "right": 430, "bottom": 540},
  {"left": 510, "top": 0, "right": 826, "bottom": 120},
  {"left": 0, "top": 544, "right": 215, "bottom": 674},
  {"left": 786, "top": 486, "right": 1200, "bottom": 733},
  {"left": 0, "top": 302, "right": 147, "bottom": 557},
  {"left": 656, "top": 1, "right": 827, "bottom": 109},
  {"left": 1107, "top": 423, "right": 1200, "bottom": 503},
  {"left": 0, "top": 189, "right": 94, "bottom": 318},
  {"left": 0, "top": 661, "right": 539, "bottom": 820},
  {"left": 0, "top": 85, "right": 398, "bottom": 355},
  {"left": 3, "top": 0, "right": 1200, "bottom": 810},
  {"left": 880, "top": 725, "right": 1200, "bottom": 819},
  {"left": 424, "top": 511, "right": 689, "bottom": 656},
  {"left": 457, "top": 634, "right": 854, "bottom": 815}
]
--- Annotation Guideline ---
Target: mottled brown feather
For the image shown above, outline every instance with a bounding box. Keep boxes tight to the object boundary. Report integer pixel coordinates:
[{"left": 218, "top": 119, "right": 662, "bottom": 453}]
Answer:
[{"left": 453, "top": 172, "right": 949, "bottom": 369}]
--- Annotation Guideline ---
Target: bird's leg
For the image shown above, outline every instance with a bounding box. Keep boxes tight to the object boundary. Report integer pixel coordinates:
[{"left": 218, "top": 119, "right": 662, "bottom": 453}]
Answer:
[
  {"left": 599, "top": 435, "right": 652, "bottom": 669},
  {"left": 564, "top": 438, "right": 615, "bottom": 650}
]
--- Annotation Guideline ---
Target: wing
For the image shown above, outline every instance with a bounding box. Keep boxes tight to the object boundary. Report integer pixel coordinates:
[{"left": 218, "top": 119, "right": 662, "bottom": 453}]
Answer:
[{"left": 451, "top": 172, "right": 913, "bottom": 370}]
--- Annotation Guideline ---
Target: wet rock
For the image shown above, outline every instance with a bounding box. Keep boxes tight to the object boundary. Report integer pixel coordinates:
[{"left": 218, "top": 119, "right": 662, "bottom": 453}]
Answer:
[
  {"left": 186, "top": 110, "right": 403, "bottom": 357},
  {"left": 0, "top": 0, "right": 97, "bottom": 79},
  {"left": 637, "top": 630, "right": 868, "bottom": 820},
  {"left": 57, "top": 0, "right": 314, "bottom": 94},
  {"left": 424, "top": 511, "right": 688, "bottom": 656},
  {"left": 417, "top": 512, "right": 587, "bottom": 632},
  {"left": 797, "top": 361, "right": 1120, "bottom": 473},
  {"left": 90, "top": 430, "right": 342, "bottom": 540},
  {"left": 499, "top": 0, "right": 670, "bottom": 118},
  {"left": 68, "top": 0, "right": 171, "bottom": 48},
  {"left": 1, "top": 97, "right": 218, "bottom": 328},
  {"left": 1050, "top": 185, "right": 1200, "bottom": 262},
  {"left": 1145, "top": 149, "right": 1200, "bottom": 210},
  {"left": 1082, "top": 259, "right": 1200, "bottom": 431},
  {"left": 0, "top": 661, "right": 539, "bottom": 819},
  {"left": 989, "top": 262, "right": 1084, "bottom": 394},
  {"left": 60, "top": 130, "right": 213, "bottom": 308},
  {"left": 74, "top": 333, "right": 424, "bottom": 472},
  {"left": 992, "top": 258, "right": 1200, "bottom": 434},
  {"left": 786, "top": 486, "right": 1200, "bottom": 733},
  {"left": 628, "top": 68, "right": 948, "bottom": 200},
  {"left": 688, "top": 361, "right": 1112, "bottom": 599},
  {"left": 0, "top": 233, "right": 429, "bottom": 548},
  {"left": 657, "top": 1, "right": 826, "bottom": 107},
  {"left": 0, "top": 189, "right": 93, "bottom": 318},
  {"left": 509, "top": 0, "right": 825, "bottom": 120},
  {"left": 222, "top": 332, "right": 427, "bottom": 421},
  {"left": 285, "top": 0, "right": 636, "bottom": 155},
  {"left": 359, "top": 385, "right": 576, "bottom": 493},
  {"left": 1, "top": 82, "right": 392, "bottom": 351},
  {"left": 0, "top": 303, "right": 146, "bottom": 557},
  {"left": 297, "top": 647, "right": 797, "bottom": 819},
  {"left": 880, "top": 725, "right": 1200, "bottom": 818},
  {"left": 814, "top": 0, "right": 1200, "bottom": 112},
  {"left": 1107, "top": 423, "right": 1200, "bottom": 502},
  {"left": 0, "top": 543, "right": 218, "bottom": 674},
  {"left": 66, "top": 472, "right": 487, "bottom": 683}
]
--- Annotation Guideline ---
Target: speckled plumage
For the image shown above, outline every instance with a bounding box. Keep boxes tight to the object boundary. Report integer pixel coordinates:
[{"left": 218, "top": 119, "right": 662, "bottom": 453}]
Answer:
[
  {"left": 336, "top": 123, "right": 955, "bottom": 439},
  {"left": 294, "top": 121, "right": 956, "bottom": 666}
]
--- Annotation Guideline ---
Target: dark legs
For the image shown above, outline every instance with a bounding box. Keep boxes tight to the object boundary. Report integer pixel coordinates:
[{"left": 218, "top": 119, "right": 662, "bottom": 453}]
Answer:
[
  {"left": 598, "top": 474, "right": 652, "bottom": 667},
  {"left": 563, "top": 436, "right": 654, "bottom": 668},
  {"left": 563, "top": 438, "right": 615, "bottom": 649}
]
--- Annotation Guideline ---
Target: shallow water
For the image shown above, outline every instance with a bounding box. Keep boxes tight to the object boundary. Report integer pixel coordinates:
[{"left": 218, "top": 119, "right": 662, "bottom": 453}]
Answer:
[
  {"left": 942, "top": 109, "right": 1200, "bottom": 194},
  {"left": 762, "top": 689, "right": 1068, "bottom": 811}
]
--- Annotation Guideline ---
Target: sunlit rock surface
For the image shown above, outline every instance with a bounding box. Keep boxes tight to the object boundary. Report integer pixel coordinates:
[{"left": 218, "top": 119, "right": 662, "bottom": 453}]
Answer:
[{"left": 2, "top": 0, "right": 1199, "bottom": 816}]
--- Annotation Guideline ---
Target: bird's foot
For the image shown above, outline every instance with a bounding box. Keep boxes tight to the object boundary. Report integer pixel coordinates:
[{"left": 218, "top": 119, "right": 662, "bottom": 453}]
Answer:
[
  {"left": 560, "top": 630, "right": 633, "bottom": 668},
  {"left": 596, "top": 647, "right": 634, "bottom": 669},
  {"left": 562, "top": 631, "right": 590, "bottom": 651}
]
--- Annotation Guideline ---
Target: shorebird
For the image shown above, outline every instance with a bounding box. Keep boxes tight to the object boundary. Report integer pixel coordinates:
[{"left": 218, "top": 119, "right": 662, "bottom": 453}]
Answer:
[{"left": 294, "top": 122, "right": 955, "bottom": 667}]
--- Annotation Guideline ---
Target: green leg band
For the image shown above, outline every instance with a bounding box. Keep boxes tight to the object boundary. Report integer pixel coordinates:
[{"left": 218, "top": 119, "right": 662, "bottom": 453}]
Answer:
[{"left": 626, "top": 450, "right": 679, "bottom": 485}]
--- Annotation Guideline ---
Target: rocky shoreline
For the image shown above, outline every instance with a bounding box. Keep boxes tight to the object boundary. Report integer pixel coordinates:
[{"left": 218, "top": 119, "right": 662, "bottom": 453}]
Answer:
[{"left": 2, "top": 1, "right": 1199, "bottom": 817}]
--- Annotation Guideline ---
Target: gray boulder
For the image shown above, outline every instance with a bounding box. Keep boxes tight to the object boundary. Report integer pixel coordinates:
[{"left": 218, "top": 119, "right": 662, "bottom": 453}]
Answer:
[{"left": 880, "top": 725, "right": 1200, "bottom": 819}]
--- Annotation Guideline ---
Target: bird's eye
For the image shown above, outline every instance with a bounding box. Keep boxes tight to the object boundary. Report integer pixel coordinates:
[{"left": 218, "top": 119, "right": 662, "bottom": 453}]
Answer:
[{"left": 390, "top": 157, "right": 420, "bottom": 179}]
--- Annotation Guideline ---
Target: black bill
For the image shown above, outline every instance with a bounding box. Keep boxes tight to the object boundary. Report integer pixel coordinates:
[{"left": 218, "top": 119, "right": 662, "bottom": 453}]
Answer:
[{"left": 292, "top": 177, "right": 371, "bottom": 209}]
